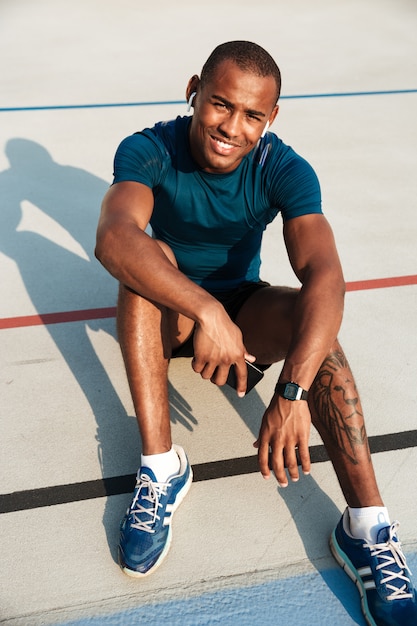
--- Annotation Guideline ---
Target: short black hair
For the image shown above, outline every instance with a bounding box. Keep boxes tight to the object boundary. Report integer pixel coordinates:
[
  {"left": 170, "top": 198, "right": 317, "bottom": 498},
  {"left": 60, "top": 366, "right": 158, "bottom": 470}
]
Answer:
[{"left": 200, "top": 41, "right": 281, "bottom": 103}]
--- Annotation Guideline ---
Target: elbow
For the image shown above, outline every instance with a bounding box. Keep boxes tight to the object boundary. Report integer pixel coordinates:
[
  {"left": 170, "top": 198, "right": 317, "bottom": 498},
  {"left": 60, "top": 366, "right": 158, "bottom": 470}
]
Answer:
[
  {"left": 94, "top": 230, "right": 106, "bottom": 265},
  {"left": 94, "top": 238, "right": 105, "bottom": 265},
  {"left": 302, "top": 263, "right": 345, "bottom": 293},
  {"left": 302, "top": 265, "right": 346, "bottom": 311},
  {"left": 94, "top": 225, "right": 115, "bottom": 272},
  {"left": 328, "top": 270, "right": 346, "bottom": 305},
  {"left": 333, "top": 274, "right": 346, "bottom": 321},
  {"left": 337, "top": 274, "right": 346, "bottom": 300}
]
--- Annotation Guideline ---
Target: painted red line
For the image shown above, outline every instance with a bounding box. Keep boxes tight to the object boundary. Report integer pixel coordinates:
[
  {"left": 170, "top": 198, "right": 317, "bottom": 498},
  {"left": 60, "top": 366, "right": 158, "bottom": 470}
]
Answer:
[
  {"left": 0, "top": 275, "right": 416, "bottom": 330},
  {"left": 0, "top": 307, "right": 116, "bottom": 330},
  {"left": 345, "top": 274, "right": 417, "bottom": 292}
]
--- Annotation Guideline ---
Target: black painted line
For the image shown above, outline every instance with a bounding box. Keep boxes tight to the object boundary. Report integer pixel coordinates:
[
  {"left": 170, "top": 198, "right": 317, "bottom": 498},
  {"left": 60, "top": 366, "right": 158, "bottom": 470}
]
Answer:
[{"left": 1, "top": 430, "right": 416, "bottom": 515}]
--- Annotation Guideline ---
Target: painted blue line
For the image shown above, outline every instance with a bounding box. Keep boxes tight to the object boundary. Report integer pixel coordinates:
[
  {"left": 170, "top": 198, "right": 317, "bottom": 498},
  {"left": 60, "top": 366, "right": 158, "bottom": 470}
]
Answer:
[
  {"left": 0, "top": 100, "right": 185, "bottom": 112},
  {"left": 0, "top": 89, "right": 416, "bottom": 113},
  {"left": 285, "top": 88, "right": 417, "bottom": 99}
]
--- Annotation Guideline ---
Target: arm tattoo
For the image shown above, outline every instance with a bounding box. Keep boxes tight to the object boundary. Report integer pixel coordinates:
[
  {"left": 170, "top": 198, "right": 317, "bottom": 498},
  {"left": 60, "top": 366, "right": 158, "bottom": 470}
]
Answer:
[{"left": 311, "top": 350, "right": 369, "bottom": 465}]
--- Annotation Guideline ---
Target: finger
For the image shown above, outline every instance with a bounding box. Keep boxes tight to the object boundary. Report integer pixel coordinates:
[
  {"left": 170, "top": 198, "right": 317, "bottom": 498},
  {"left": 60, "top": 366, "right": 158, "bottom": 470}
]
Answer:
[
  {"left": 284, "top": 447, "right": 300, "bottom": 483},
  {"left": 244, "top": 352, "right": 256, "bottom": 364},
  {"left": 193, "top": 360, "right": 217, "bottom": 381},
  {"left": 191, "top": 356, "right": 204, "bottom": 374},
  {"left": 234, "top": 359, "right": 248, "bottom": 398},
  {"left": 297, "top": 440, "right": 311, "bottom": 476},
  {"left": 210, "top": 364, "right": 231, "bottom": 386},
  {"left": 270, "top": 448, "right": 288, "bottom": 488},
  {"left": 199, "top": 363, "right": 217, "bottom": 380},
  {"left": 257, "top": 439, "right": 271, "bottom": 480},
  {"left": 192, "top": 354, "right": 218, "bottom": 380}
]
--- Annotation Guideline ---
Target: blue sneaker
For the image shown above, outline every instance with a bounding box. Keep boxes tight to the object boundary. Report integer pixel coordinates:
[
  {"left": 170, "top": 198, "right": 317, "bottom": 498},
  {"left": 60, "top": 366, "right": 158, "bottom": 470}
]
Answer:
[
  {"left": 118, "top": 444, "right": 192, "bottom": 577},
  {"left": 330, "top": 509, "right": 417, "bottom": 625}
]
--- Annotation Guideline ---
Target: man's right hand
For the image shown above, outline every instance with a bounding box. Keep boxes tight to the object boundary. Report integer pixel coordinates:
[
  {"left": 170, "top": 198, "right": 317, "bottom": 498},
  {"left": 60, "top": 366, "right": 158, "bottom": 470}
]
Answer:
[{"left": 191, "top": 308, "right": 255, "bottom": 397}]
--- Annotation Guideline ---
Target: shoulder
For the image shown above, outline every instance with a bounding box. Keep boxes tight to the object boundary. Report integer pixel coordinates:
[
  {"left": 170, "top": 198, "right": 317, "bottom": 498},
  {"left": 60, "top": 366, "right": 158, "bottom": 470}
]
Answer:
[
  {"left": 117, "top": 116, "right": 189, "bottom": 155},
  {"left": 254, "top": 132, "right": 317, "bottom": 180},
  {"left": 253, "top": 132, "right": 322, "bottom": 220},
  {"left": 113, "top": 117, "right": 191, "bottom": 185},
  {"left": 136, "top": 116, "right": 190, "bottom": 154}
]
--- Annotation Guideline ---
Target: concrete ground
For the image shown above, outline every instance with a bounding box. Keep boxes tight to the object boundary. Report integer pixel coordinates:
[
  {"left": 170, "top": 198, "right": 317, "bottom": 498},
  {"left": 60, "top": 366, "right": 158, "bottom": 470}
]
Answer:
[{"left": 1, "top": 0, "right": 416, "bottom": 624}]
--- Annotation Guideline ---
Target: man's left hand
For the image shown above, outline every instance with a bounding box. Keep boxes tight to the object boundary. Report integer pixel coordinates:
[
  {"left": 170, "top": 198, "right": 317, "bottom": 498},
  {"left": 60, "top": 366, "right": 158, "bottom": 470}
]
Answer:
[{"left": 254, "top": 392, "right": 311, "bottom": 485}]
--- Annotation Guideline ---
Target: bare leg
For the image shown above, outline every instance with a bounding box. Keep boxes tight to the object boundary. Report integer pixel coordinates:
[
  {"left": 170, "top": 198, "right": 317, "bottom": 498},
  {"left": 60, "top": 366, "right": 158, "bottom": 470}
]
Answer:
[
  {"left": 235, "top": 285, "right": 297, "bottom": 363},
  {"left": 117, "top": 244, "right": 195, "bottom": 455},
  {"left": 236, "top": 286, "right": 383, "bottom": 507},
  {"left": 309, "top": 343, "right": 383, "bottom": 508},
  {"left": 117, "top": 285, "right": 171, "bottom": 454}
]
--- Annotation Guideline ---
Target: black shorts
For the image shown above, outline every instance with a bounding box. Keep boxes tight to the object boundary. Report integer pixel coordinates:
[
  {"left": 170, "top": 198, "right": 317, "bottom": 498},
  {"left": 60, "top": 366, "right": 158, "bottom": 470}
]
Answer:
[{"left": 172, "top": 280, "right": 270, "bottom": 359}]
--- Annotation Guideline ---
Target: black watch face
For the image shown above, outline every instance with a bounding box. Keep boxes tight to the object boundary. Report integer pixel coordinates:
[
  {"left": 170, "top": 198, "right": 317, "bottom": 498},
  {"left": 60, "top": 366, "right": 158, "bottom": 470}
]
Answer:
[{"left": 285, "top": 383, "right": 298, "bottom": 400}]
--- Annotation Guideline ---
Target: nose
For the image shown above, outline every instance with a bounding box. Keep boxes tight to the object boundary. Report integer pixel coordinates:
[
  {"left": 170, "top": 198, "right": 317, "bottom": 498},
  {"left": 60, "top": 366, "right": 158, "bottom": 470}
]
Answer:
[{"left": 218, "top": 111, "right": 242, "bottom": 139}]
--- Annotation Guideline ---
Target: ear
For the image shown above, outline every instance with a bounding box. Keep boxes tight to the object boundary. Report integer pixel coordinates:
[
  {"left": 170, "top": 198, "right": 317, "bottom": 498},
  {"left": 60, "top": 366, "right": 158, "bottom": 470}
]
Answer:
[
  {"left": 185, "top": 74, "right": 200, "bottom": 104},
  {"left": 267, "top": 104, "right": 279, "bottom": 129}
]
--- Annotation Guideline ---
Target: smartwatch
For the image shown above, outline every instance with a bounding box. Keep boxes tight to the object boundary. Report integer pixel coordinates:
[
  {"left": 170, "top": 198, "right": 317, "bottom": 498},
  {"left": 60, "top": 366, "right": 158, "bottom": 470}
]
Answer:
[{"left": 275, "top": 381, "right": 308, "bottom": 401}]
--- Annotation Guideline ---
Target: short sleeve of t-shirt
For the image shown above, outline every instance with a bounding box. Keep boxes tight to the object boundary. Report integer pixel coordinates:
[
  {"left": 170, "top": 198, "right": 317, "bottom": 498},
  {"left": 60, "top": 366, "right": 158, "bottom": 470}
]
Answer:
[
  {"left": 112, "top": 131, "right": 169, "bottom": 188},
  {"left": 258, "top": 134, "right": 322, "bottom": 223}
]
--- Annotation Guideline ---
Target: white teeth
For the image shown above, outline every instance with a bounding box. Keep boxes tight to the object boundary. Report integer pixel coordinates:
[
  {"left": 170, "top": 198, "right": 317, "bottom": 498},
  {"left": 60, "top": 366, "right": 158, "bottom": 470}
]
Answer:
[{"left": 215, "top": 139, "right": 232, "bottom": 149}]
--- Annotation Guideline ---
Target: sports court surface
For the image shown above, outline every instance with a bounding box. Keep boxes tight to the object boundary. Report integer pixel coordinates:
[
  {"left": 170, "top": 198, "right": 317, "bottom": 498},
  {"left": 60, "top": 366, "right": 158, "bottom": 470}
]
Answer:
[{"left": 1, "top": 1, "right": 416, "bottom": 624}]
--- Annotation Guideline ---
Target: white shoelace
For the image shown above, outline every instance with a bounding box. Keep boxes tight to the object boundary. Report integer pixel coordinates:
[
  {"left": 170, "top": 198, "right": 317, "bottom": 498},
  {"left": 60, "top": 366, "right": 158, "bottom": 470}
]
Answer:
[
  {"left": 368, "top": 522, "right": 414, "bottom": 601},
  {"left": 129, "top": 474, "right": 170, "bottom": 533}
]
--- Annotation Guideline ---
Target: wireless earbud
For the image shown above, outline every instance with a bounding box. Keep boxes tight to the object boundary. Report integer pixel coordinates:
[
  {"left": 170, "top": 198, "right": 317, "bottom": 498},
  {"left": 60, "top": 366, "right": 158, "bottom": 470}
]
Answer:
[
  {"left": 261, "top": 121, "right": 270, "bottom": 138},
  {"left": 187, "top": 92, "right": 197, "bottom": 112}
]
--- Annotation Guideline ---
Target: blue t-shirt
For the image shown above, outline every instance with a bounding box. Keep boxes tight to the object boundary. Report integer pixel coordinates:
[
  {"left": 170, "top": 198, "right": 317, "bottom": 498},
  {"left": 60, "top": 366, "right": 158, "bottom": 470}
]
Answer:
[{"left": 112, "top": 115, "right": 322, "bottom": 292}]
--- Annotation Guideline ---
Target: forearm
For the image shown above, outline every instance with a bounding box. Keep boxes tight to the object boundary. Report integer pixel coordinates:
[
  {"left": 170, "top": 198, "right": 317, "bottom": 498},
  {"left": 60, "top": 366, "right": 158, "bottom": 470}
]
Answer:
[{"left": 95, "top": 220, "right": 221, "bottom": 325}]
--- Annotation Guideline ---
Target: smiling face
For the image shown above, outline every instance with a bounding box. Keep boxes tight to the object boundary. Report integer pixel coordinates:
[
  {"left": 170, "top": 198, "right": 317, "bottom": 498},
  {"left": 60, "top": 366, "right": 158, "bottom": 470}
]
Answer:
[{"left": 187, "top": 59, "right": 279, "bottom": 174}]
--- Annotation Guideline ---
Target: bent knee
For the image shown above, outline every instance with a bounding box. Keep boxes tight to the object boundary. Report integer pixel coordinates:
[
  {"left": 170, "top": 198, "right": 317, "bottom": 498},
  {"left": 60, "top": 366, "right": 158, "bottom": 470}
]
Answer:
[{"left": 155, "top": 239, "right": 178, "bottom": 267}]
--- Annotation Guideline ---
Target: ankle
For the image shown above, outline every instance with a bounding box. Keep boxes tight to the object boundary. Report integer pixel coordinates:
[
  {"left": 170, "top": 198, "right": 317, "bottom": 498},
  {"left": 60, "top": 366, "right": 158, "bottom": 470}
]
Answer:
[
  {"left": 141, "top": 446, "right": 180, "bottom": 482},
  {"left": 347, "top": 506, "right": 390, "bottom": 543}
]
